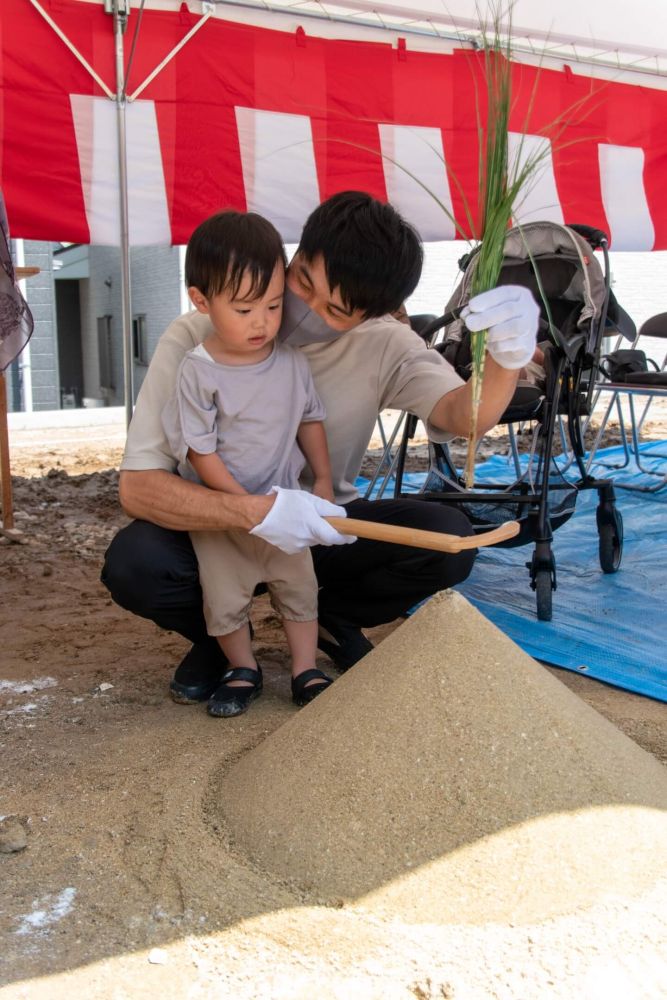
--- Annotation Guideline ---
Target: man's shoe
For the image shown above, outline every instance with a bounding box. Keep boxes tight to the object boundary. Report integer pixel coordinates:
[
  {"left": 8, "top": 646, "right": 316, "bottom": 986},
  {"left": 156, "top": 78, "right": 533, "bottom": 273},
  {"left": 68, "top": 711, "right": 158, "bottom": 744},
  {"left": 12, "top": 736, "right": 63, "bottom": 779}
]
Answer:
[
  {"left": 317, "top": 612, "right": 373, "bottom": 672},
  {"left": 169, "top": 638, "right": 227, "bottom": 703}
]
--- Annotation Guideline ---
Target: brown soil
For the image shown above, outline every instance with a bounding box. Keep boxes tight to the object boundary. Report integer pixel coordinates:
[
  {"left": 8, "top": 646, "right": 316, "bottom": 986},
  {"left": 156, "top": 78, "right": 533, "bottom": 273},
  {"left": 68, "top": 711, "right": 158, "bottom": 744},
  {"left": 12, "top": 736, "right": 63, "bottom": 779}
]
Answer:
[{"left": 1, "top": 423, "right": 666, "bottom": 999}]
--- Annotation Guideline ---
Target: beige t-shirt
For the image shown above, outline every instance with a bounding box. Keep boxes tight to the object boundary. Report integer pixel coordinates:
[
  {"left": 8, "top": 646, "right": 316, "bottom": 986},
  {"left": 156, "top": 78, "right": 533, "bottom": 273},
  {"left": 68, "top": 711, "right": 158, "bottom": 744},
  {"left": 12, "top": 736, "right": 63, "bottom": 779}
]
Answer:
[{"left": 122, "top": 310, "right": 463, "bottom": 504}]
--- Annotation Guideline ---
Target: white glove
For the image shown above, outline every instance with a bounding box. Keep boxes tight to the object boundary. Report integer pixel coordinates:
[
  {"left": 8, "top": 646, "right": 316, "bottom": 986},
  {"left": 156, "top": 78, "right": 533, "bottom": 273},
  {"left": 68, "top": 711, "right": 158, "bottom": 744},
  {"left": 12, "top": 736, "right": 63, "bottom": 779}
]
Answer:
[
  {"left": 461, "top": 285, "right": 539, "bottom": 370},
  {"left": 249, "top": 486, "right": 357, "bottom": 555}
]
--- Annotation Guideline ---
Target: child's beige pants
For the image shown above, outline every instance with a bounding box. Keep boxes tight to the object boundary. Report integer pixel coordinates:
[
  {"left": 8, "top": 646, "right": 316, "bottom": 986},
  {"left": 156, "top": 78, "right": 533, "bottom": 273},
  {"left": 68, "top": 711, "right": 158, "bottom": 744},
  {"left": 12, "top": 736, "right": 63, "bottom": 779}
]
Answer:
[{"left": 190, "top": 529, "right": 318, "bottom": 636}]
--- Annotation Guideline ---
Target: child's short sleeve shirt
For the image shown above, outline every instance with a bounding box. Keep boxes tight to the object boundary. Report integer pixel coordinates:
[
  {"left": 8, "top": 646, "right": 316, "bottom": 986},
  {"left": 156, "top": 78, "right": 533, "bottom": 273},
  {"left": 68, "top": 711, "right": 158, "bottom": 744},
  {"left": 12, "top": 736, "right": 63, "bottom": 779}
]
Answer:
[{"left": 162, "top": 341, "right": 325, "bottom": 495}]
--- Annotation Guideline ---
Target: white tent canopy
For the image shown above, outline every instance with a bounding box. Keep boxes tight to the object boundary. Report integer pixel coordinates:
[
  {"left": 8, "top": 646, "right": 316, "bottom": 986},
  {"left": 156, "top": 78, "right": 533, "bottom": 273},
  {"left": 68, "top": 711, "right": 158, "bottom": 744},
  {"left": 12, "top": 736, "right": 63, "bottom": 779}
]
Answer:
[{"left": 93, "top": 0, "right": 667, "bottom": 78}]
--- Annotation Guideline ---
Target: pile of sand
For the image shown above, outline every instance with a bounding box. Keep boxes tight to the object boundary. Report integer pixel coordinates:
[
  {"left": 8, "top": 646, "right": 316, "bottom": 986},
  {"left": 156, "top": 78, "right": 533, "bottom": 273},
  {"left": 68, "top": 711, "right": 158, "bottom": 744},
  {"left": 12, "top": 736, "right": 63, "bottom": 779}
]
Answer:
[{"left": 219, "top": 591, "right": 667, "bottom": 925}]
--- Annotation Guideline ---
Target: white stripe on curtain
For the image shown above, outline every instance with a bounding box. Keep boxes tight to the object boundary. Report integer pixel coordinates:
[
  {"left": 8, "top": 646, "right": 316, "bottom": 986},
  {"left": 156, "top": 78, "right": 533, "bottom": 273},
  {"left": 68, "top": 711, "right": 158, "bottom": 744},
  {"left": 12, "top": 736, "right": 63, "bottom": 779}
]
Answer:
[
  {"left": 234, "top": 107, "right": 321, "bottom": 242},
  {"left": 598, "top": 143, "right": 655, "bottom": 250},
  {"left": 378, "top": 124, "right": 456, "bottom": 241},
  {"left": 69, "top": 95, "right": 171, "bottom": 246}
]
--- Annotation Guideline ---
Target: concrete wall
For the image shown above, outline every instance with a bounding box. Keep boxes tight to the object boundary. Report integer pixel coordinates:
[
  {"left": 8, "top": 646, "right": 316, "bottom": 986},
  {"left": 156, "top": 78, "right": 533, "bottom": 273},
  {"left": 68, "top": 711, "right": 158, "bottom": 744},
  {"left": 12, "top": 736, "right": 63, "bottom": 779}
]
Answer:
[
  {"left": 16, "top": 241, "right": 60, "bottom": 411},
  {"left": 128, "top": 245, "right": 183, "bottom": 397},
  {"left": 7, "top": 240, "right": 60, "bottom": 411}
]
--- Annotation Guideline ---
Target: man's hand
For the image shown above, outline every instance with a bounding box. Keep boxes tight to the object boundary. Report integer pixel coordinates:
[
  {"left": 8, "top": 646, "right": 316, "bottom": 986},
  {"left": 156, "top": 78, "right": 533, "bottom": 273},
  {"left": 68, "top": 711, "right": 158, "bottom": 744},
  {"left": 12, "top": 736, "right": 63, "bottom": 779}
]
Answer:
[
  {"left": 462, "top": 285, "right": 539, "bottom": 371},
  {"left": 249, "top": 486, "right": 356, "bottom": 554},
  {"left": 429, "top": 284, "right": 538, "bottom": 437}
]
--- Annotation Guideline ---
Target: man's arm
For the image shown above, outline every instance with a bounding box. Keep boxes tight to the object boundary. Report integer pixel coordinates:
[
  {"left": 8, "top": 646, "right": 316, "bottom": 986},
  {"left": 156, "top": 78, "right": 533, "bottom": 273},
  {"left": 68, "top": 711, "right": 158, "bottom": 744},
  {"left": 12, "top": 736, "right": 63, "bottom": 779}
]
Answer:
[
  {"left": 119, "top": 470, "right": 354, "bottom": 557},
  {"left": 119, "top": 469, "right": 271, "bottom": 531},
  {"left": 428, "top": 356, "right": 519, "bottom": 438}
]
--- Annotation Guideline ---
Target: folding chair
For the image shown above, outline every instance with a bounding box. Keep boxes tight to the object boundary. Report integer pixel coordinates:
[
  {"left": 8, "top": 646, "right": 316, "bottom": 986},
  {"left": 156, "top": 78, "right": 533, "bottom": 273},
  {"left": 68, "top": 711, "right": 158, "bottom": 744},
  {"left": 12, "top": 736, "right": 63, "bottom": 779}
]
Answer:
[{"left": 585, "top": 311, "right": 667, "bottom": 492}]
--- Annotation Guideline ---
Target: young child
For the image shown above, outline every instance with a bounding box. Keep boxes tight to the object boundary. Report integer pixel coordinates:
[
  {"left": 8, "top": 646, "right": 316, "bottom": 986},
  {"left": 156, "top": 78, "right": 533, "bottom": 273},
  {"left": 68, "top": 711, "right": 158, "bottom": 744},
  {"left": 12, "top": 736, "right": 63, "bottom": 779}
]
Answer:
[{"left": 162, "top": 211, "right": 336, "bottom": 718}]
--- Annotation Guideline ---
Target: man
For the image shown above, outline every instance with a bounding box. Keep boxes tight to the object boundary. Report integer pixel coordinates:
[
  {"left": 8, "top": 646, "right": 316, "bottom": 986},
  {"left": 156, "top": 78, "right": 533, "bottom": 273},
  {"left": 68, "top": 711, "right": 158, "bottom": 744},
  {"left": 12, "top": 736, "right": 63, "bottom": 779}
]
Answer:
[{"left": 102, "top": 191, "right": 538, "bottom": 711}]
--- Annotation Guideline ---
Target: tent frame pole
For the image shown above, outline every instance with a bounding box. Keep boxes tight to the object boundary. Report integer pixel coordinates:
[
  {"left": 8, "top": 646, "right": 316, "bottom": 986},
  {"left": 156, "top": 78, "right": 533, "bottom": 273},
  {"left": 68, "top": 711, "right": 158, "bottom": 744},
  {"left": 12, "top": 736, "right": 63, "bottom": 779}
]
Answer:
[
  {"left": 111, "top": 2, "right": 134, "bottom": 429},
  {"left": 29, "top": 0, "right": 115, "bottom": 97}
]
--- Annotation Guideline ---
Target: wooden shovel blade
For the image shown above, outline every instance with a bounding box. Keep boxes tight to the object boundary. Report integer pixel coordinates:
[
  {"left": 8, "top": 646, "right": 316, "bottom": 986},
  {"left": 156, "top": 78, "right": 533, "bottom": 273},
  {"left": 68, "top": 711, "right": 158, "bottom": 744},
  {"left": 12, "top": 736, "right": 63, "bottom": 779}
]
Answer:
[{"left": 325, "top": 516, "right": 520, "bottom": 553}]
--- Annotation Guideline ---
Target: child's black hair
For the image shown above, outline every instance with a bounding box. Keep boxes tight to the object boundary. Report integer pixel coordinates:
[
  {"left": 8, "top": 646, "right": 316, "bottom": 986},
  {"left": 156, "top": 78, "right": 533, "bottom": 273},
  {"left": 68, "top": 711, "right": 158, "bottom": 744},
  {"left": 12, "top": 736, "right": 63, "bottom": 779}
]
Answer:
[
  {"left": 185, "top": 210, "right": 287, "bottom": 300},
  {"left": 297, "top": 191, "right": 423, "bottom": 319}
]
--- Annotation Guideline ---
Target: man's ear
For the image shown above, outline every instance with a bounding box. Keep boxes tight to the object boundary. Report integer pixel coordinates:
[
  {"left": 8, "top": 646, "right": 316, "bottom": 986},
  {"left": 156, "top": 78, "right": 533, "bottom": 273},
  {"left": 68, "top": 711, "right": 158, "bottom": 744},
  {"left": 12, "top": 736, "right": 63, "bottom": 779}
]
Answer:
[{"left": 188, "top": 287, "right": 209, "bottom": 315}]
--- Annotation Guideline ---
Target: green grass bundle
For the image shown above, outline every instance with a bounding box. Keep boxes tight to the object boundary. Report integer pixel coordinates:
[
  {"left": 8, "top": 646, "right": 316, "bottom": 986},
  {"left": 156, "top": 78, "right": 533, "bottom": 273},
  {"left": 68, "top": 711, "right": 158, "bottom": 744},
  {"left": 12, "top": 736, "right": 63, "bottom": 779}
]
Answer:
[{"left": 463, "top": 6, "right": 553, "bottom": 487}]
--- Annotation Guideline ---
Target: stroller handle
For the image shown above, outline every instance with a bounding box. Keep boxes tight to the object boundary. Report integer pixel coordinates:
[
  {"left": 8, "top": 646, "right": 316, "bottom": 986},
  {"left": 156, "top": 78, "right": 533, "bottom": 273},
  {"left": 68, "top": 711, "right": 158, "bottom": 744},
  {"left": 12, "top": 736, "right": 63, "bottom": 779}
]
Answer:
[
  {"left": 325, "top": 517, "right": 520, "bottom": 553},
  {"left": 566, "top": 223, "right": 609, "bottom": 250}
]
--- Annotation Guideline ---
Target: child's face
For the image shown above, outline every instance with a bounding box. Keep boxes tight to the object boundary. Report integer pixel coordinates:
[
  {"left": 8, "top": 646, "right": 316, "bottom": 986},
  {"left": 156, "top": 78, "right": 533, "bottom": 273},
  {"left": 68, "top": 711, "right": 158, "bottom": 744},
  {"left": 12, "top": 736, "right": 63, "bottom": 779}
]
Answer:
[{"left": 190, "top": 263, "right": 285, "bottom": 359}]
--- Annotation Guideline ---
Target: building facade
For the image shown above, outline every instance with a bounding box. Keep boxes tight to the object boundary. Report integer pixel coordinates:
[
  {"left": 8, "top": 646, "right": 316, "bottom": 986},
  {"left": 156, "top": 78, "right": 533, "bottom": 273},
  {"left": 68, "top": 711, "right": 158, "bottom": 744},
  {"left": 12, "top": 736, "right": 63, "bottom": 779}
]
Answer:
[{"left": 7, "top": 240, "right": 188, "bottom": 413}]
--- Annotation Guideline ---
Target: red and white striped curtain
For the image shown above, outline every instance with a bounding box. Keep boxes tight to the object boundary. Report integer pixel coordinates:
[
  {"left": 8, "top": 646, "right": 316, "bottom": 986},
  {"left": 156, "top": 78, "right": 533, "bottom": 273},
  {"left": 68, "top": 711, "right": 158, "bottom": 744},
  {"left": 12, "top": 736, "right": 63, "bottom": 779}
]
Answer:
[{"left": 2, "top": 0, "right": 666, "bottom": 249}]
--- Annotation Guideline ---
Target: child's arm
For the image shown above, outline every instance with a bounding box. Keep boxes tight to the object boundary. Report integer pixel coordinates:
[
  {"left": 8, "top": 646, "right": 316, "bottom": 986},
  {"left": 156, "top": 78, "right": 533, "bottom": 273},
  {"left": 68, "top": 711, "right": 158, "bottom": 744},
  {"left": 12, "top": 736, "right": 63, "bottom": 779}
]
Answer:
[
  {"left": 297, "top": 421, "right": 334, "bottom": 502},
  {"left": 187, "top": 449, "right": 248, "bottom": 495},
  {"left": 173, "top": 355, "right": 247, "bottom": 496}
]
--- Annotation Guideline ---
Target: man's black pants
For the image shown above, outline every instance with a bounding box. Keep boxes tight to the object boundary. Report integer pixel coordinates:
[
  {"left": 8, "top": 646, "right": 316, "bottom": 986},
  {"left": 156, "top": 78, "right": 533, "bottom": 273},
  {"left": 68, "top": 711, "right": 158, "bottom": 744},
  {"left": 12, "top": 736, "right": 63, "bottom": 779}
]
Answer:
[{"left": 101, "top": 498, "right": 477, "bottom": 644}]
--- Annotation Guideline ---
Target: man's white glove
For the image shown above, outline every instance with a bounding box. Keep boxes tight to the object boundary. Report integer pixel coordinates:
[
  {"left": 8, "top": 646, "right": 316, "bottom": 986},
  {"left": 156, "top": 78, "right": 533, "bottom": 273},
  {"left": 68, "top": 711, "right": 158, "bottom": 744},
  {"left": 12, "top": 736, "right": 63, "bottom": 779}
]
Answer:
[
  {"left": 461, "top": 285, "right": 539, "bottom": 371},
  {"left": 249, "top": 486, "right": 357, "bottom": 555}
]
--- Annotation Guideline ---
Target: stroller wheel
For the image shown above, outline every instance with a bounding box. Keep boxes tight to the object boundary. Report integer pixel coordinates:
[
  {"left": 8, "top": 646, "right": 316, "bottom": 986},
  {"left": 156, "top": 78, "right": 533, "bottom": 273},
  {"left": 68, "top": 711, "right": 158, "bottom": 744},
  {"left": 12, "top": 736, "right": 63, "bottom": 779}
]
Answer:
[
  {"left": 535, "top": 569, "right": 553, "bottom": 621},
  {"left": 598, "top": 509, "right": 623, "bottom": 574},
  {"left": 528, "top": 545, "right": 556, "bottom": 622}
]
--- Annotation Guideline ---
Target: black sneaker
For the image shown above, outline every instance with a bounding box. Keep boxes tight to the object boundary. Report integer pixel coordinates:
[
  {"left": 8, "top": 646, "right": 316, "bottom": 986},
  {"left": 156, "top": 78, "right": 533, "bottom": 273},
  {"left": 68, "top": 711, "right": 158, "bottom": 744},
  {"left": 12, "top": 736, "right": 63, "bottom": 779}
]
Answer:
[
  {"left": 317, "top": 612, "right": 373, "bottom": 672},
  {"left": 169, "top": 637, "right": 228, "bottom": 703}
]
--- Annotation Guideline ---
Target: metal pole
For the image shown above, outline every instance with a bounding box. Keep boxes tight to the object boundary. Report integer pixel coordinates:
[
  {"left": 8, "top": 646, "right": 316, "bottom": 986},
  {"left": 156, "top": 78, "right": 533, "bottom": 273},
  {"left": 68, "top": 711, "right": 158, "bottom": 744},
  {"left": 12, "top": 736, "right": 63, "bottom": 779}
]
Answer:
[
  {"left": 13, "top": 240, "right": 33, "bottom": 412},
  {"left": 111, "top": 1, "right": 134, "bottom": 429}
]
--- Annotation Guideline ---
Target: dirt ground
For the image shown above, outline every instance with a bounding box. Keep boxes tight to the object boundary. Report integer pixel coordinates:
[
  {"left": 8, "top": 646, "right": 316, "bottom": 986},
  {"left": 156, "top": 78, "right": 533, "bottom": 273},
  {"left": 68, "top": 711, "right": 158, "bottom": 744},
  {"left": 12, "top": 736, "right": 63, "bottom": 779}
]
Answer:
[{"left": 1, "top": 415, "right": 666, "bottom": 999}]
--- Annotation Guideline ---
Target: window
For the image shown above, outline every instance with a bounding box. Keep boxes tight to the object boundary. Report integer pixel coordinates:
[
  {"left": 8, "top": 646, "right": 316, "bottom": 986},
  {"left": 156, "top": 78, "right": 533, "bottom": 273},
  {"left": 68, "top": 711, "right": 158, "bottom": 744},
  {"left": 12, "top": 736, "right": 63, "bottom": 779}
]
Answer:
[
  {"left": 132, "top": 314, "right": 149, "bottom": 366},
  {"left": 97, "top": 315, "right": 114, "bottom": 391}
]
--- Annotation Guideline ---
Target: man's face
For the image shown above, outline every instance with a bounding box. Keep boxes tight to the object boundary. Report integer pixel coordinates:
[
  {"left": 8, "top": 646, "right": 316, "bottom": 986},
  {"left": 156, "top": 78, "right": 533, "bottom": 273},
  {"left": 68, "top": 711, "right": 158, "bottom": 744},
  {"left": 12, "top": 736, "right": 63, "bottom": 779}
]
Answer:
[{"left": 286, "top": 252, "right": 367, "bottom": 333}]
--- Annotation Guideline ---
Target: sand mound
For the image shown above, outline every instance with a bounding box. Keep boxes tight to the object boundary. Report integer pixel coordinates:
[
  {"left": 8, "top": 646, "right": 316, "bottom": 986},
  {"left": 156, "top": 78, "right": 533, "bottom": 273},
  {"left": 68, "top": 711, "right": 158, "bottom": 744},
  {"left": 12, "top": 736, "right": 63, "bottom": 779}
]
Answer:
[{"left": 218, "top": 591, "right": 667, "bottom": 924}]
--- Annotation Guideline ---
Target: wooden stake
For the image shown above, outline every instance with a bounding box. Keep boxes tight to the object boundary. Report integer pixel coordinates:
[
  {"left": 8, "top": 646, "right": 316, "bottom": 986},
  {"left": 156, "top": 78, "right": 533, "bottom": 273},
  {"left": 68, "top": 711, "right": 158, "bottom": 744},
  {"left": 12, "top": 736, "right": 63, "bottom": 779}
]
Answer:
[{"left": 0, "top": 371, "right": 14, "bottom": 531}]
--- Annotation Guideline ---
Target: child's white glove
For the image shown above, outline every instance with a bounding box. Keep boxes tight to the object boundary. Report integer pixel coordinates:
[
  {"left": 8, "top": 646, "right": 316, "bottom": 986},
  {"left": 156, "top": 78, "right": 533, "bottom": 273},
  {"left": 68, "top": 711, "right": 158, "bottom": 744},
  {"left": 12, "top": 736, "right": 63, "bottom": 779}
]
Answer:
[
  {"left": 249, "top": 486, "right": 356, "bottom": 555},
  {"left": 462, "top": 285, "right": 539, "bottom": 370}
]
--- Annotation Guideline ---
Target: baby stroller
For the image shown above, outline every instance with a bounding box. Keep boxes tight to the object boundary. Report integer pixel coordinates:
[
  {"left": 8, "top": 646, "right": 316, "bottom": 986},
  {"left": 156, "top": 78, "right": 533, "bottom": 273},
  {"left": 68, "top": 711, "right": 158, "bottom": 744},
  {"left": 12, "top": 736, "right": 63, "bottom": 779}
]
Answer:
[{"left": 391, "top": 221, "right": 628, "bottom": 621}]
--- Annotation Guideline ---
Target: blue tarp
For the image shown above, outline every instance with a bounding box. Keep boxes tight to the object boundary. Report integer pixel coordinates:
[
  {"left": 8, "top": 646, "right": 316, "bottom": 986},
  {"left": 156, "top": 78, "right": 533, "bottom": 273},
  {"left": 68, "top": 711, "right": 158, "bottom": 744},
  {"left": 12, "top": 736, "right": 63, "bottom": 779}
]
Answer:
[{"left": 356, "top": 442, "right": 667, "bottom": 702}]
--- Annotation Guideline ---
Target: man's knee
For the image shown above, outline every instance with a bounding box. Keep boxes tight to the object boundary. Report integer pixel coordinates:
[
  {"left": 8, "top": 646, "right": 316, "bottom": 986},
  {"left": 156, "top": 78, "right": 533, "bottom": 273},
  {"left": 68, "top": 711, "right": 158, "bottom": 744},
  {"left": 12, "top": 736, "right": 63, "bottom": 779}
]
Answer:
[
  {"left": 400, "top": 500, "right": 475, "bottom": 538},
  {"left": 415, "top": 504, "right": 476, "bottom": 585},
  {"left": 435, "top": 544, "right": 476, "bottom": 589},
  {"left": 393, "top": 500, "right": 477, "bottom": 588},
  {"left": 101, "top": 520, "right": 199, "bottom": 614}
]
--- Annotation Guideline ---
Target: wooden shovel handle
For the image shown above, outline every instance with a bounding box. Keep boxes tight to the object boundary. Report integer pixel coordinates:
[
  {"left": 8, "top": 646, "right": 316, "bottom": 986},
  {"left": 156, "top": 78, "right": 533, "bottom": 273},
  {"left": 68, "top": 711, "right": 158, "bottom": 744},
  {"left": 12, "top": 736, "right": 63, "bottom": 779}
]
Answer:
[{"left": 325, "top": 516, "right": 520, "bottom": 553}]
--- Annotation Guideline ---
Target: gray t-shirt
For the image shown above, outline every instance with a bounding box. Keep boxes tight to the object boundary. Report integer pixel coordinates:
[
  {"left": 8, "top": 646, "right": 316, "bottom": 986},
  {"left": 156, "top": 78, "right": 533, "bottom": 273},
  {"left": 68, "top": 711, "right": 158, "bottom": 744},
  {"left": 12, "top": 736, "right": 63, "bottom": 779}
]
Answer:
[
  {"left": 123, "top": 309, "right": 463, "bottom": 504},
  {"left": 162, "top": 341, "right": 325, "bottom": 495}
]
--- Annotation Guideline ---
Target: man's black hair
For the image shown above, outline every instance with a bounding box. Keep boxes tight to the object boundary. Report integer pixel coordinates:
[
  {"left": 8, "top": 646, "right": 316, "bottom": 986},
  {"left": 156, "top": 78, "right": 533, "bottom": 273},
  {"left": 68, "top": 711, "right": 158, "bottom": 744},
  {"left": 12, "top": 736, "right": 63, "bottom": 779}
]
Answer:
[
  {"left": 185, "top": 210, "right": 287, "bottom": 300},
  {"left": 297, "top": 191, "right": 423, "bottom": 319}
]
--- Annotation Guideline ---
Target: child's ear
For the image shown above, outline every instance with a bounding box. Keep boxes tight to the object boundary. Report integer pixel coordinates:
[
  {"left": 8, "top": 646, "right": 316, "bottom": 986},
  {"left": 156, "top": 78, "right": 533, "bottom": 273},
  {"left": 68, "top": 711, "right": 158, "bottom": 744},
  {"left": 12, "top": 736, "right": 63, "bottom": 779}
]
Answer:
[{"left": 188, "top": 287, "right": 209, "bottom": 315}]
